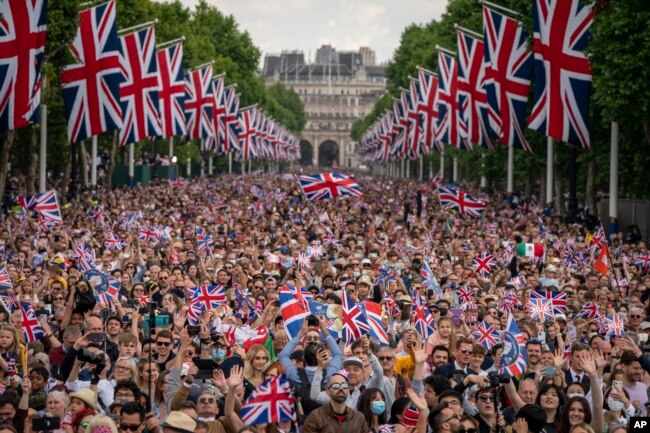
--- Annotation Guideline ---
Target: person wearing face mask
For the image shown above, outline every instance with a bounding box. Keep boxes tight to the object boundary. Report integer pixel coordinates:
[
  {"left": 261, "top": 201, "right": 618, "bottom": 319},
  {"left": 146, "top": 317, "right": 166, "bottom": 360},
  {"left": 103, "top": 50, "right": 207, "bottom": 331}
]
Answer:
[
  {"left": 357, "top": 388, "right": 387, "bottom": 432},
  {"left": 603, "top": 386, "right": 635, "bottom": 428}
]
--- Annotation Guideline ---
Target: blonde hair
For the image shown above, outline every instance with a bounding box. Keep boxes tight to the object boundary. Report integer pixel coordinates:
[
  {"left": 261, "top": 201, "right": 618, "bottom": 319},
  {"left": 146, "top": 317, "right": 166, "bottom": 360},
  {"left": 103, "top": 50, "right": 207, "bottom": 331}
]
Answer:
[
  {"left": 244, "top": 344, "right": 270, "bottom": 380},
  {"left": 436, "top": 316, "right": 457, "bottom": 350},
  {"left": 569, "top": 423, "right": 595, "bottom": 433},
  {"left": 47, "top": 390, "right": 70, "bottom": 414},
  {"left": 85, "top": 415, "right": 118, "bottom": 433},
  {"left": 0, "top": 324, "right": 21, "bottom": 353}
]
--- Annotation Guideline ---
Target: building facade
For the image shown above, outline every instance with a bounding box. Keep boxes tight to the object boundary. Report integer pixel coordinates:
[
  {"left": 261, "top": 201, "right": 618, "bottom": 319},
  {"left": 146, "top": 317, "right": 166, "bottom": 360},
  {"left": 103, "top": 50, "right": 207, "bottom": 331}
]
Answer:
[{"left": 263, "top": 46, "right": 387, "bottom": 168}]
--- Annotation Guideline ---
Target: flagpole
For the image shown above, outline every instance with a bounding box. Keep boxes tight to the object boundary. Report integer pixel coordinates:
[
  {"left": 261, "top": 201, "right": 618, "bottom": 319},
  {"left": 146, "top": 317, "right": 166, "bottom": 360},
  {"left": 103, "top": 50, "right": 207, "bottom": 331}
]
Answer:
[
  {"left": 609, "top": 122, "right": 619, "bottom": 235},
  {"left": 186, "top": 157, "right": 191, "bottom": 177},
  {"left": 91, "top": 135, "right": 98, "bottom": 187},
  {"left": 546, "top": 137, "right": 554, "bottom": 206},
  {"left": 228, "top": 152, "right": 232, "bottom": 174},
  {"left": 507, "top": 145, "right": 514, "bottom": 194},
  {"left": 39, "top": 75, "right": 47, "bottom": 194},
  {"left": 440, "top": 147, "right": 445, "bottom": 179},
  {"left": 454, "top": 24, "right": 483, "bottom": 40},
  {"left": 128, "top": 142, "right": 135, "bottom": 185},
  {"left": 406, "top": 159, "right": 411, "bottom": 179},
  {"left": 400, "top": 159, "right": 405, "bottom": 179},
  {"left": 478, "top": 0, "right": 522, "bottom": 17},
  {"left": 208, "top": 154, "right": 213, "bottom": 176},
  {"left": 453, "top": 156, "right": 458, "bottom": 183},
  {"left": 429, "top": 158, "right": 433, "bottom": 180},
  {"left": 419, "top": 155, "right": 423, "bottom": 181},
  {"left": 168, "top": 136, "right": 174, "bottom": 159},
  {"left": 118, "top": 19, "right": 158, "bottom": 36},
  {"left": 156, "top": 36, "right": 185, "bottom": 50}
]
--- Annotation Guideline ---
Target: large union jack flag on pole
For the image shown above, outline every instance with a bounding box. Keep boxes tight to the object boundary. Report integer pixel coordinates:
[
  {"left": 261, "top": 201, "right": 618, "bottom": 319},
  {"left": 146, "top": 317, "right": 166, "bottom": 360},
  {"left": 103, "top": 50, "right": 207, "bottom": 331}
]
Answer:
[
  {"left": 297, "top": 173, "right": 362, "bottom": 201},
  {"left": 156, "top": 41, "right": 185, "bottom": 138},
  {"left": 61, "top": 0, "right": 123, "bottom": 144},
  {"left": 184, "top": 63, "right": 214, "bottom": 140},
  {"left": 456, "top": 29, "right": 494, "bottom": 150},
  {"left": 238, "top": 107, "right": 257, "bottom": 160},
  {"left": 416, "top": 67, "right": 441, "bottom": 152},
  {"left": 241, "top": 375, "right": 296, "bottom": 425},
  {"left": 206, "top": 74, "right": 226, "bottom": 153},
  {"left": 482, "top": 6, "right": 533, "bottom": 153},
  {"left": 528, "top": 0, "right": 595, "bottom": 149},
  {"left": 0, "top": 0, "right": 47, "bottom": 131},
  {"left": 223, "top": 86, "right": 240, "bottom": 153},
  {"left": 118, "top": 25, "right": 161, "bottom": 146},
  {"left": 436, "top": 48, "right": 464, "bottom": 150}
]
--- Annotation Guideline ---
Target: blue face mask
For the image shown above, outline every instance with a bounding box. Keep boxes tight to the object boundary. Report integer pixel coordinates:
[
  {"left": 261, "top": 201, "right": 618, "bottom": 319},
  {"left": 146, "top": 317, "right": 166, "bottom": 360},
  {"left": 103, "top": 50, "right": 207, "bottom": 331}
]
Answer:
[
  {"left": 353, "top": 271, "right": 361, "bottom": 278},
  {"left": 371, "top": 400, "right": 386, "bottom": 415},
  {"left": 211, "top": 348, "right": 226, "bottom": 362}
]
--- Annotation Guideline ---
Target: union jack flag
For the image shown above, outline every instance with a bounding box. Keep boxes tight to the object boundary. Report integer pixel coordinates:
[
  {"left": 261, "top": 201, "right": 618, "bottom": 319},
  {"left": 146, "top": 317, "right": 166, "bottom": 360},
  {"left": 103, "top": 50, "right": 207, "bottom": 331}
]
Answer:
[
  {"left": 205, "top": 74, "right": 225, "bottom": 153},
  {"left": 17, "top": 190, "right": 62, "bottom": 223},
  {"left": 137, "top": 225, "right": 159, "bottom": 244},
  {"left": 94, "top": 273, "right": 121, "bottom": 304},
  {"left": 296, "top": 252, "right": 311, "bottom": 269},
  {"left": 20, "top": 302, "right": 44, "bottom": 342},
  {"left": 456, "top": 30, "right": 494, "bottom": 150},
  {"left": 341, "top": 291, "right": 371, "bottom": 344},
  {"left": 405, "top": 81, "right": 423, "bottom": 158},
  {"left": 472, "top": 252, "right": 497, "bottom": 277},
  {"left": 278, "top": 285, "right": 309, "bottom": 339},
  {"left": 241, "top": 374, "right": 296, "bottom": 425},
  {"left": 88, "top": 205, "right": 104, "bottom": 221},
  {"left": 482, "top": 6, "right": 533, "bottom": 152},
  {"left": 529, "top": 0, "right": 595, "bottom": 149},
  {"left": 156, "top": 41, "right": 185, "bottom": 138},
  {"left": 500, "top": 291, "right": 519, "bottom": 311},
  {"left": 416, "top": 67, "right": 441, "bottom": 152},
  {"left": 196, "top": 227, "right": 213, "bottom": 256},
  {"left": 184, "top": 64, "right": 214, "bottom": 140},
  {"left": 634, "top": 254, "right": 650, "bottom": 270},
  {"left": 188, "top": 285, "right": 226, "bottom": 324},
  {"left": 0, "top": 0, "right": 47, "bottom": 131},
  {"left": 322, "top": 232, "right": 340, "bottom": 249},
  {"left": 411, "top": 294, "right": 436, "bottom": 339},
  {"left": 420, "top": 261, "right": 441, "bottom": 298},
  {"left": 307, "top": 243, "right": 323, "bottom": 259},
  {"left": 500, "top": 314, "right": 528, "bottom": 376},
  {"left": 438, "top": 185, "right": 485, "bottom": 218},
  {"left": 573, "top": 301, "right": 600, "bottom": 320},
  {"left": 456, "top": 285, "right": 474, "bottom": 304},
  {"left": 383, "top": 294, "right": 400, "bottom": 317},
  {"left": 61, "top": 0, "right": 123, "bottom": 144},
  {"left": 503, "top": 242, "right": 515, "bottom": 265},
  {"left": 297, "top": 173, "right": 362, "bottom": 201},
  {"left": 538, "top": 218, "right": 548, "bottom": 239},
  {"left": 0, "top": 265, "right": 12, "bottom": 291},
  {"left": 223, "top": 86, "right": 240, "bottom": 153},
  {"left": 118, "top": 25, "right": 161, "bottom": 146},
  {"left": 530, "top": 290, "right": 567, "bottom": 314},
  {"left": 601, "top": 314, "right": 625, "bottom": 337},
  {"left": 472, "top": 320, "right": 501, "bottom": 350},
  {"left": 526, "top": 298, "right": 553, "bottom": 320},
  {"left": 168, "top": 177, "right": 188, "bottom": 188},
  {"left": 238, "top": 107, "right": 257, "bottom": 160},
  {"left": 430, "top": 169, "right": 443, "bottom": 188},
  {"left": 436, "top": 49, "right": 464, "bottom": 149},
  {"left": 104, "top": 232, "right": 126, "bottom": 251},
  {"left": 362, "top": 301, "right": 390, "bottom": 344},
  {"left": 588, "top": 227, "right": 606, "bottom": 251}
]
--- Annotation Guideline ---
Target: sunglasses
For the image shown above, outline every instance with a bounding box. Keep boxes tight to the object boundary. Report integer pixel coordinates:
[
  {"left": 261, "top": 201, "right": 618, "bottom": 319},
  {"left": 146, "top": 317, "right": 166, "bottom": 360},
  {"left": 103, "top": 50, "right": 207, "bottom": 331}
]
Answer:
[
  {"left": 478, "top": 396, "right": 495, "bottom": 403},
  {"left": 329, "top": 382, "right": 350, "bottom": 390},
  {"left": 459, "top": 349, "right": 472, "bottom": 354},
  {"left": 630, "top": 315, "right": 643, "bottom": 319},
  {"left": 157, "top": 341, "right": 172, "bottom": 347},
  {"left": 199, "top": 398, "right": 215, "bottom": 404},
  {"left": 120, "top": 425, "right": 140, "bottom": 432},
  {"left": 378, "top": 356, "right": 395, "bottom": 361}
]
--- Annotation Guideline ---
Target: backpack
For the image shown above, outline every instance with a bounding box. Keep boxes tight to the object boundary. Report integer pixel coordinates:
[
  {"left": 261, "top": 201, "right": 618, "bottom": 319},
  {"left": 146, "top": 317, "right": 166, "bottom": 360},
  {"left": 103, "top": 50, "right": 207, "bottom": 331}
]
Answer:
[{"left": 295, "top": 368, "right": 321, "bottom": 420}]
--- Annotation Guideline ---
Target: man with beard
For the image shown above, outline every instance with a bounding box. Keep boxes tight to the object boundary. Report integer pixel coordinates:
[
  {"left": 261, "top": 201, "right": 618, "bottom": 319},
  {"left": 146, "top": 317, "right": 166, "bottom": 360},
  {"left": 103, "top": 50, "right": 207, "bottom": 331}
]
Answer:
[
  {"left": 302, "top": 371, "right": 368, "bottom": 433},
  {"left": 524, "top": 340, "right": 542, "bottom": 379},
  {"left": 430, "top": 401, "right": 462, "bottom": 433},
  {"left": 620, "top": 349, "right": 649, "bottom": 415}
]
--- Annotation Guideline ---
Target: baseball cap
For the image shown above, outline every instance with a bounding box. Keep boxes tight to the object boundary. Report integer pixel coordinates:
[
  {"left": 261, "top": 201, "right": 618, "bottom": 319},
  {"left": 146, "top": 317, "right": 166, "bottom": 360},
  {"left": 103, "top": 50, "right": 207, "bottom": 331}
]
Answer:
[
  {"left": 357, "top": 275, "right": 372, "bottom": 286},
  {"left": 343, "top": 356, "right": 364, "bottom": 369}
]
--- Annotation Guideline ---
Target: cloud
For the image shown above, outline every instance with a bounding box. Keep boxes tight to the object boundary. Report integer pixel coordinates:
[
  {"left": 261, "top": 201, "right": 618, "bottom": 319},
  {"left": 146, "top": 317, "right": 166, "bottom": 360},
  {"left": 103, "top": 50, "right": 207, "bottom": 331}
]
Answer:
[{"left": 159, "top": 0, "right": 447, "bottom": 63}]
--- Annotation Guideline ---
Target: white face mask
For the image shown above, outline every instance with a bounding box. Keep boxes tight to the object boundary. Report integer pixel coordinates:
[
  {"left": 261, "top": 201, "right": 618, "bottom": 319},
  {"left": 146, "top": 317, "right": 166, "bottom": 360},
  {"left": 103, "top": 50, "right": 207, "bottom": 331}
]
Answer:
[
  {"left": 567, "top": 392, "right": 585, "bottom": 399},
  {"left": 607, "top": 397, "right": 625, "bottom": 412}
]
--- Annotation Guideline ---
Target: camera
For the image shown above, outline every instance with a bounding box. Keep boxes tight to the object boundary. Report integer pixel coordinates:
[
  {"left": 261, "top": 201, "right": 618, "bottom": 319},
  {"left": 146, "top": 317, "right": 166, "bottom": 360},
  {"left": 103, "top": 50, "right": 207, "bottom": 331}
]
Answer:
[
  {"left": 306, "top": 315, "right": 319, "bottom": 327},
  {"left": 187, "top": 325, "right": 201, "bottom": 337},
  {"left": 487, "top": 371, "right": 510, "bottom": 387},
  {"left": 32, "top": 416, "right": 61, "bottom": 431},
  {"left": 77, "top": 348, "right": 104, "bottom": 364}
]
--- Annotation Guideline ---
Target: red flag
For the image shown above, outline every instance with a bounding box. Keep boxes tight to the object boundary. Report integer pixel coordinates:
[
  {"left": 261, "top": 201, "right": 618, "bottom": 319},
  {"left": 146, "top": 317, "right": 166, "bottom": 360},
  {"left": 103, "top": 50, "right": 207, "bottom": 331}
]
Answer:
[{"left": 594, "top": 245, "right": 610, "bottom": 276}]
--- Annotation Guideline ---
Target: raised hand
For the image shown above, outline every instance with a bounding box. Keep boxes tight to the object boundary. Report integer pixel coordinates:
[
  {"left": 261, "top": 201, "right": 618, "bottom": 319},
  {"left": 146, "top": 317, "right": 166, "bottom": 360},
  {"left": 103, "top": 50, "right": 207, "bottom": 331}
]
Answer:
[
  {"left": 413, "top": 339, "right": 427, "bottom": 365},
  {"left": 552, "top": 348, "right": 567, "bottom": 370},
  {"left": 227, "top": 364, "right": 244, "bottom": 389},
  {"left": 592, "top": 348, "right": 607, "bottom": 371},
  {"left": 212, "top": 368, "right": 227, "bottom": 392},
  {"left": 405, "top": 388, "right": 427, "bottom": 411},
  {"left": 581, "top": 351, "right": 597, "bottom": 376}
]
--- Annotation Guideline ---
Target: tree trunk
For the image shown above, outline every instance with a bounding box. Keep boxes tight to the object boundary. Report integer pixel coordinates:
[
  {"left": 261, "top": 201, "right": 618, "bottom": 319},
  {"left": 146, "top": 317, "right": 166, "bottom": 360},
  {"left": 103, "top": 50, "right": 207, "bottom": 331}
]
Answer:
[
  {"left": 26, "top": 128, "right": 39, "bottom": 194},
  {"left": 80, "top": 140, "right": 88, "bottom": 189},
  {"left": 106, "top": 131, "right": 118, "bottom": 188},
  {"left": 0, "top": 131, "right": 15, "bottom": 204},
  {"left": 61, "top": 145, "right": 72, "bottom": 201},
  {"left": 585, "top": 159, "right": 596, "bottom": 215}
]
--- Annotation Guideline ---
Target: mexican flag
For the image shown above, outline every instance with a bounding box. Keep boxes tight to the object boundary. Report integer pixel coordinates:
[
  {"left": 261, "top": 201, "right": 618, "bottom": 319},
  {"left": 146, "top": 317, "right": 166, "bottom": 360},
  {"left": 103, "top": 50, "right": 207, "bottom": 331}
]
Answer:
[{"left": 517, "top": 243, "right": 544, "bottom": 257}]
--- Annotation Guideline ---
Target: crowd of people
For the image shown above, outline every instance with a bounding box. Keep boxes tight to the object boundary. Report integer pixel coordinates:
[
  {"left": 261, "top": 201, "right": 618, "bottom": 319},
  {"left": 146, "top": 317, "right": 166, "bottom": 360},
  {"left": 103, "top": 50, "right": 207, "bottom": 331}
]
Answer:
[{"left": 0, "top": 172, "right": 649, "bottom": 433}]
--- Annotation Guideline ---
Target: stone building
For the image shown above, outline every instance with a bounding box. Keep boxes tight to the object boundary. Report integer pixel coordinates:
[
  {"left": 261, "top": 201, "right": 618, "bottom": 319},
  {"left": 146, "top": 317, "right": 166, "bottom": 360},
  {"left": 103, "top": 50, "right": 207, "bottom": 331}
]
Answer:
[{"left": 263, "top": 46, "right": 387, "bottom": 168}]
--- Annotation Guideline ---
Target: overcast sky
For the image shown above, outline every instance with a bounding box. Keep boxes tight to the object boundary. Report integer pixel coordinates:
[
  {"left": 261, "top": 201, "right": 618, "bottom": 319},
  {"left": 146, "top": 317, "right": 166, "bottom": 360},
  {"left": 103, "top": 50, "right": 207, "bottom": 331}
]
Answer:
[{"left": 168, "top": 0, "right": 448, "bottom": 64}]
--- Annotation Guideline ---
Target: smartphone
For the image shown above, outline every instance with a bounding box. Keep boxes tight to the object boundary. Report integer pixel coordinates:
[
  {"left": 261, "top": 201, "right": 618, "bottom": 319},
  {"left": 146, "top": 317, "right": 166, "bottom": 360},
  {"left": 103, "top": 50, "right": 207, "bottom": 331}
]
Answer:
[
  {"left": 88, "top": 333, "right": 105, "bottom": 343},
  {"left": 613, "top": 380, "right": 623, "bottom": 392},
  {"left": 100, "top": 308, "right": 113, "bottom": 320},
  {"left": 543, "top": 366, "right": 555, "bottom": 377}
]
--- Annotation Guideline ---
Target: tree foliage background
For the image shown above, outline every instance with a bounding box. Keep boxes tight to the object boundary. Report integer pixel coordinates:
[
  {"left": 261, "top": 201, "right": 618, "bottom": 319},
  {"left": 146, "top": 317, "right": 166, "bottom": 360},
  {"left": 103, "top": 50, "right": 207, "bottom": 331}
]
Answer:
[
  {"left": 352, "top": 0, "right": 650, "bottom": 203},
  {"left": 0, "top": 0, "right": 305, "bottom": 197}
]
